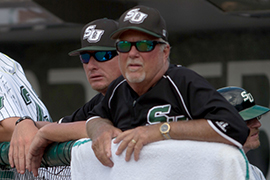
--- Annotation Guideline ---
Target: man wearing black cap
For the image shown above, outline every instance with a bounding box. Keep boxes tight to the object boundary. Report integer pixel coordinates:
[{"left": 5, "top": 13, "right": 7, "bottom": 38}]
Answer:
[
  {"left": 26, "top": 18, "right": 122, "bottom": 176},
  {"left": 218, "top": 86, "right": 270, "bottom": 180},
  {"left": 86, "top": 5, "right": 249, "bottom": 168}
]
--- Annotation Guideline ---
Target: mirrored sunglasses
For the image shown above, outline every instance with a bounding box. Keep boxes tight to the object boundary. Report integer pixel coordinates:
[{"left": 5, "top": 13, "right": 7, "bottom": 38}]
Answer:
[
  {"left": 79, "top": 51, "right": 118, "bottom": 64},
  {"left": 116, "top": 40, "right": 166, "bottom": 53}
]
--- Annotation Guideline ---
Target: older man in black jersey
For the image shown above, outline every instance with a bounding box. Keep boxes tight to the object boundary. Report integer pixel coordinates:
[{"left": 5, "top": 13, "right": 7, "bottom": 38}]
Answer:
[{"left": 86, "top": 5, "right": 249, "bottom": 168}]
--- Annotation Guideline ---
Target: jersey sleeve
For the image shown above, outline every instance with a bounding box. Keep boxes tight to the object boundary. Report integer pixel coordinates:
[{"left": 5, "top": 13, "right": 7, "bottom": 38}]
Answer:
[
  {"left": 170, "top": 66, "right": 249, "bottom": 147},
  {"left": 0, "top": 57, "right": 23, "bottom": 120},
  {"left": 0, "top": 73, "right": 27, "bottom": 121},
  {"left": 0, "top": 52, "right": 52, "bottom": 122},
  {"left": 60, "top": 93, "right": 104, "bottom": 123}
]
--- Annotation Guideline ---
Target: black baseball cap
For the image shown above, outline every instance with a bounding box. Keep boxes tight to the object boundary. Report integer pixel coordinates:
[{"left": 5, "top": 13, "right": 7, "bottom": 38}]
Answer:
[
  {"left": 69, "top": 18, "right": 118, "bottom": 56},
  {"left": 110, "top": 5, "right": 168, "bottom": 41},
  {"left": 218, "top": 86, "right": 270, "bottom": 121}
]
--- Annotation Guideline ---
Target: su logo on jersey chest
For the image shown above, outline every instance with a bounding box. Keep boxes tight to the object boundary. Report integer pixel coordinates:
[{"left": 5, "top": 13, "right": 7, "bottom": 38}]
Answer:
[{"left": 147, "top": 104, "right": 187, "bottom": 124}]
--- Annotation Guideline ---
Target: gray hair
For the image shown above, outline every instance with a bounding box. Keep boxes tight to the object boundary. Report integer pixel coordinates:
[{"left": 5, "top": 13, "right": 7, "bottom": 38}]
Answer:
[{"left": 158, "top": 38, "right": 170, "bottom": 62}]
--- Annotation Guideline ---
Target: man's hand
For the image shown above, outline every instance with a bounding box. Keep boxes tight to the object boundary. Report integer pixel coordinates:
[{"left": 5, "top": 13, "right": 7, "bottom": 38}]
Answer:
[
  {"left": 113, "top": 120, "right": 235, "bottom": 163},
  {"left": 86, "top": 118, "right": 122, "bottom": 167},
  {"left": 8, "top": 119, "right": 38, "bottom": 174},
  {"left": 113, "top": 124, "right": 162, "bottom": 162},
  {"left": 26, "top": 131, "right": 53, "bottom": 177}
]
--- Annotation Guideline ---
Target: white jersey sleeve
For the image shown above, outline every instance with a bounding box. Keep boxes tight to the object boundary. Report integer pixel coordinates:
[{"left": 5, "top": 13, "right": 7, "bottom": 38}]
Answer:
[
  {"left": 0, "top": 52, "right": 52, "bottom": 122},
  {"left": 250, "top": 164, "right": 266, "bottom": 180}
]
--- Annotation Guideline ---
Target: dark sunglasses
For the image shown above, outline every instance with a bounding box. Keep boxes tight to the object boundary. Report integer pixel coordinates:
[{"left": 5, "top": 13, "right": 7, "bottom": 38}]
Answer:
[
  {"left": 79, "top": 51, "right": 118, "bottom": 64},
  {"left": 116, "top": 40, "right": 166, "bottom": 53}
]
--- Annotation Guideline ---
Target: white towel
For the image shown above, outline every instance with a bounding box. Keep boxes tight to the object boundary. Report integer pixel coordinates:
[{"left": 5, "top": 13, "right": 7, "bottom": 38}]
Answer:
[{"left": 71, "top": 138, "right": 254, "bottom": 180}]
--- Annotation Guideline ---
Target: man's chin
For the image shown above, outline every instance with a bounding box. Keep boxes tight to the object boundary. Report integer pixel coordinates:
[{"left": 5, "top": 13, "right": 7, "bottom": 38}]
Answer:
[
  {"left": 246, "top": 141, "right": 260, "bottom": 150},
  {"left": 126, "top": 73, "right": 145, "bottom": 83},
  {"left": 92, "top": 84, "right": 107, "bottom": 93}
]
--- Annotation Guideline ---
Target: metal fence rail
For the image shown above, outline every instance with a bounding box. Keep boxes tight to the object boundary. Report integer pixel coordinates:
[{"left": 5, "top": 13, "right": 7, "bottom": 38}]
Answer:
[{"left": 0, "top": 141, "right": 75, "bottom": 180}]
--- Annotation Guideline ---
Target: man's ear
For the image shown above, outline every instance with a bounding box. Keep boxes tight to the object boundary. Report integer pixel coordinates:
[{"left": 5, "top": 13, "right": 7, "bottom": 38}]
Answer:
[{"left": 163, "top": 44, "right": 170, "bottom": 61}]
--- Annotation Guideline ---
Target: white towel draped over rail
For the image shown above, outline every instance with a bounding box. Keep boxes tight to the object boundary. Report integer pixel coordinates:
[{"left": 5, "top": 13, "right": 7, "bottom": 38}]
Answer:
[{"left": 71, "top": 138, "right": 254, "bottom": 180}]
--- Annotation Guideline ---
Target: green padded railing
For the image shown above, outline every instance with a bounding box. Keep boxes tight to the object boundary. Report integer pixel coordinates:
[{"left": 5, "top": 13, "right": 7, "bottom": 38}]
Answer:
[{"left": 0, "top": 141, "right": 76, "bottom": 167}]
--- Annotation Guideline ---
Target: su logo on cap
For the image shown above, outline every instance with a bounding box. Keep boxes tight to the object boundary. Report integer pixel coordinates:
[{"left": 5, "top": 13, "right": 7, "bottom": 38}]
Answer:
[
  {"left": 241, "top": 91, "right": 254, "bottom": 103},
  {"left": 83, "top": 25, "right": 104, "bottom": 43},
  {"left": 124, "top": 8, "right": 148, "bottom": 24}
]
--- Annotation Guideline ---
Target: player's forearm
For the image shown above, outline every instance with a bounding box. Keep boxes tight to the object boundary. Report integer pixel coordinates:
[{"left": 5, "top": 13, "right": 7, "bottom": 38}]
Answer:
[
  {"left": 86, "top": 118, "right": 115, "bottom": 139},
  {"left": 35, "top": 121, "right": 53, "bottom": 129},
  {"left": 0, "top": 117, "right": 50, "bottom": 142},
  {"left": 38, "top": 121, "right": 88, "bottom": 142},
  {"left": 170, "top": 119, "right": 234, "bottom": 146},
  {"left": 0, "top": 126, "right": 13, "bottom": 141},
  {"left": 0, "top": 118, "right": 17, "bottom": 142}
]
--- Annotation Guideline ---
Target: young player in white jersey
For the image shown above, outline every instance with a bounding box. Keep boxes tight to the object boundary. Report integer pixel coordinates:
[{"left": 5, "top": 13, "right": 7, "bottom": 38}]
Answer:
[
  {"left": 0, "top": 52, "right": 52, "bottom": 175},
  {"left": 0, "top": 53, "right": 52, "bottom": 124}
]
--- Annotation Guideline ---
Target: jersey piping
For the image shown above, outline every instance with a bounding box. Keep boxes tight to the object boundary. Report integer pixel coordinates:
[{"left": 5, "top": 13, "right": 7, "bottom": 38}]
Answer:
[
  {"left": 164, "top": 75, "right": 192, "bottom": 120},
  {"left": 108, "top": 79, "right": 126, "bottom": 109},
  {"left": 208, "top": 120, "right": 242, "bottom": 148},
  {"left": 166, "top": 74, "right": 242, "bottom": 148}
]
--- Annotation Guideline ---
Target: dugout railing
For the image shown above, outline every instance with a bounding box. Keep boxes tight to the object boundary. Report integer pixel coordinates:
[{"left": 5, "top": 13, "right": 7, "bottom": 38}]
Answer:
[{"left": 0, "top": 141, "right": 75, "bottom": 179}]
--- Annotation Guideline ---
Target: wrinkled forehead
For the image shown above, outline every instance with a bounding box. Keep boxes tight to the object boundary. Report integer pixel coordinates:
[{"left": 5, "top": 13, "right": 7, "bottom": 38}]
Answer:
[{"left": 118, "top": 29, "right": 159, "bottom": 41}]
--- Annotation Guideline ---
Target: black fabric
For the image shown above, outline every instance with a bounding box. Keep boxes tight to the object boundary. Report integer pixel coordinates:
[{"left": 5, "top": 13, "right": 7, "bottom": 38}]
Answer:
[
  {"left": 61, "top": 93, "right": 104, "bottom": 123},
  {"left": 88, "top": 64, "right": 249, "bottom": 145}
]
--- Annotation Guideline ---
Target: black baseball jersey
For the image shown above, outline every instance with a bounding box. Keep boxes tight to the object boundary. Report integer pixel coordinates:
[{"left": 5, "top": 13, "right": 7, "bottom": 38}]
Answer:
[
  {"left": 88, "top": 64, "right": 249, "bottom": 147},
  {"left": 60, "top": 93, "right": 104, "bottom": 123}
]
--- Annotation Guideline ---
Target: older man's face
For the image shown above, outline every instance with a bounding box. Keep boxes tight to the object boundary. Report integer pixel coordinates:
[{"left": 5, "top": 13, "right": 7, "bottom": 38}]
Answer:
[
  {"left": 117, "top": 30, "right": 169, "bottom": 88},
  {"left": 244, "top": 118, "right": 261, "bottom": 152}
]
